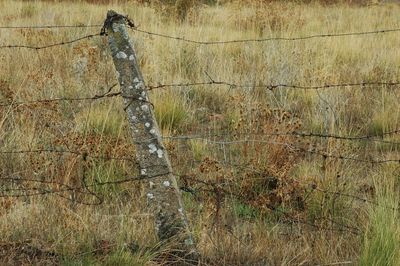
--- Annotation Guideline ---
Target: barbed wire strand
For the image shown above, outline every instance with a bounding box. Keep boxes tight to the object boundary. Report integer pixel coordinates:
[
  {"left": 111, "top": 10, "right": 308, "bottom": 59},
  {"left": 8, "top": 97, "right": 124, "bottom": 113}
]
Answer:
[
  {"left": 1, "top": 134, "right": 398, "bottom": 164},
  {"left": 0, "top": 25, "right": 399, "bottom": 52},
  {"left": 192, "top": 158, "right": 399, "bottom": 210},
  {"left": 0, "top": 33, "right": 101, "bottom": 50},
  {"left": 0, "top": 83, "right": 119, "bottom": 107},
  {"left": 180, "top": 175, "right": 360, "bottom": 234},
  {"left": 0, "top": 148, "right": 136, "bottom": 163},
  {"left": 0, "top": 18, "right": 398, "bottom": 239},
  {"left": 2, "top": 158, "right": 397, "bottom": 210},
  {"left": 132, "top": 27, "right": 400, "bottom": 45},
  {"left": 1, "top": 157, "right": 396, "bottom": 232},
  {"left": 147, "top": 79, "right": 400, "bottom": 91},
  {"left": 168, "top": 138, "right": 399, "bottom": 164},
  {"left": 2, "top": 79, "right": 400, "bottom": 108},
  {"left": 160, "top": 130, "right": 400, "bottom": 145},
  {"left": 0, "top": 25, "right": 102, "bottom": 29}
]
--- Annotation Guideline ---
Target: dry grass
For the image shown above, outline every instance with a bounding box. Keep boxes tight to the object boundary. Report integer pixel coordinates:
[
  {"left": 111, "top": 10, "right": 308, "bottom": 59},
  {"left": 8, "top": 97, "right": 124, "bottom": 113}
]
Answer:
[{"left": 0, "top": 0, "right": 399, "bottom": 265}]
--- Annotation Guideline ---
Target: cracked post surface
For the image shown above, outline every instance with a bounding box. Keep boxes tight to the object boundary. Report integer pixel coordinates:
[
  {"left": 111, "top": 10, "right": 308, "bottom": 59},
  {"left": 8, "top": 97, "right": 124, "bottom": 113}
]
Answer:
[{"left": 104, "top": 10, "right": 197, "bottom": 256}]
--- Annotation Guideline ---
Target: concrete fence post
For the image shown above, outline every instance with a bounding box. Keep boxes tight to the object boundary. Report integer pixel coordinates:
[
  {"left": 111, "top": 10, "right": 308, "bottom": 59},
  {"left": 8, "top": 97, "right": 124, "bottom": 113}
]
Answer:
[{"left": 103, "top": 10, "right": 197, "bottom": 256}]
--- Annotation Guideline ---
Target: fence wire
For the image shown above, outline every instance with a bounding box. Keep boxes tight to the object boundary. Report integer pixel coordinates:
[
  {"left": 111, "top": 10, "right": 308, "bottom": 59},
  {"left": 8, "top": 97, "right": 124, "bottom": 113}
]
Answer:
[
  {"left": 0, "top": 22, "right": 400, "bottom": 49},
  {"left": 0, "top": 17, "right": 399, "bottom": 240},
  {"left": 0, "top": 25, "right": 102, "bottom": 29},
  {"left": 1, "top": 79, "right": 399, "bottom": 108},
  {"left": 132, "top": 27, "right": 400, "bottom": 45},
  {"left": 0, "top": 33, "right": 101, "bottom": 50}
]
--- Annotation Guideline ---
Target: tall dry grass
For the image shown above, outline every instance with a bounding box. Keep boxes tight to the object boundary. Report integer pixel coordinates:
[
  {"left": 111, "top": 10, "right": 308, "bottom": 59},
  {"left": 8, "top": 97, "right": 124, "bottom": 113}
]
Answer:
[{"left": 0, "top": 0, "right": 399, "bottom": 264}]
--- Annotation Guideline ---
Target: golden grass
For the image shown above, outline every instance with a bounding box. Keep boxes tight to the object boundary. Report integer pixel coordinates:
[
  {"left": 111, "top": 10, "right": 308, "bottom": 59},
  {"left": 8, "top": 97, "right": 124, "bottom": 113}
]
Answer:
[{"left": 0, "top": 0, "right": 399, "bottom": 264}]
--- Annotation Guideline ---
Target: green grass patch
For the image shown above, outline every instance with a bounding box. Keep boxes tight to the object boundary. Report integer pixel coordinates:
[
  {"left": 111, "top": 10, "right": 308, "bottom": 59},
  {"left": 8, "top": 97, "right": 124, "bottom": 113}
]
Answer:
[
  {"left": 360, "top": 173, "right": 400, "bottom": 266},
  {"left": 153, "top": 91, "right": 190, "bottom": 132}
]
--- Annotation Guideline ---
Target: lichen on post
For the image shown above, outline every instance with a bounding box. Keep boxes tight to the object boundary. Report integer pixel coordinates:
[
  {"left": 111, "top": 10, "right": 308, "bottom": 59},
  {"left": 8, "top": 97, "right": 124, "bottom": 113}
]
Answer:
[{"left": 103, "top": 10, "right": 197, "bottom": 258}]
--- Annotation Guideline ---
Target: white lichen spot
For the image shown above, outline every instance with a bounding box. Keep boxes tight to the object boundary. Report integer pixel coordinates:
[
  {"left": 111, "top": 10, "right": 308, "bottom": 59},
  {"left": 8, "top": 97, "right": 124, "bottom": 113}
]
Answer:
[
  {"left": 112, "top": 24, "right": 119, "bottom": 32},
  {"left": 148, "top": 143, "right": 157, "bottom": 154},
  {"left": 141, "top": 91, "right": 146, "bottom": 97},
  {"left": 135, "top": 107, "right": 140, "bottom": 111},
  {"left": 150, "top": 128, "right": 156, "bottom": 134},
  {"left": 133, "top": 77, "right": 139, "bottom": 83},
  {"left": 132, "top": 115, "right": 137, "bottom": 121},
  {"left": 146, "top": 193, "right": 154, "bottom": 199},
  {"left": 126, "top": 109, "right": 134, "bottom": 119},
  {"left": 156, "top": 149, "right": 164, "bottom": 158},
  {"left": 116, "top": 72, "right": 120, "bottom": 78},
  {"left": 178, "top": 208, "right": 183, "bottom": 214},
  {"left": 141, "top": 169, "right": 147, "bottom": 175},
  {"left": 129, "top": 55, "right": 135, "bottom": 61},
  {"left": 135, "top": 82, "right": 144, "bottom": 90},
  {"left": 116, "top": 51, "right": 127, "bottom": 59},
  {"left": 128, "top": 85, "right": 133, "bottom": 90},
  {"left": 122, "top": 32, "right": 130, "bottom": 40},
  {"left": 141, "top": 104, "right": 149, "bottom": 112},
  {"left": 145, "top": 122, "right": 150, "bottom": 128},
  {"left": 142, "top": 115, "right": 146, "bottom": 119},
  {"left": 139, "top": 97, "right": 143, "bottom": 101},
  {"left": 163, "top": 180, "right": 170, "bottom": 187},
  {"left": 134, "top": 129, "right": 139, "bottom": 133},
  {"left": 149, "top": 181, "right": 155, "bottom": 188}
]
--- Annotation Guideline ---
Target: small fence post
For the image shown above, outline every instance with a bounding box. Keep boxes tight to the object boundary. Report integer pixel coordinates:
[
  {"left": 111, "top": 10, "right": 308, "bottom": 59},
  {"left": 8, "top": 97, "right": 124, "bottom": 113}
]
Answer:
[{"left": 103, "top": 10, "right": 197, "bottom": 256}]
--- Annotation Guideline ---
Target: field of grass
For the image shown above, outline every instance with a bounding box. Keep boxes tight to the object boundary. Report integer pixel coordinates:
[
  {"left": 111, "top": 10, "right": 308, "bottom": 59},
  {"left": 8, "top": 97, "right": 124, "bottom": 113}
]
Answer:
[{"left": 0, "top": 0, "right": 399, "bottom": 265}]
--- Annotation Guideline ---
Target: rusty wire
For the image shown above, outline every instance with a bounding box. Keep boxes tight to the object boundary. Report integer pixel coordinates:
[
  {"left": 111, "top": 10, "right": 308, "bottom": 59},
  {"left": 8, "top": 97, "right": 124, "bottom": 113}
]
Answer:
[
  {"left": 132, "top": 27, "right": 400, "bottom": 45},
  {"left": 0, "top": 33, "right": 101, "bottom": 50}
]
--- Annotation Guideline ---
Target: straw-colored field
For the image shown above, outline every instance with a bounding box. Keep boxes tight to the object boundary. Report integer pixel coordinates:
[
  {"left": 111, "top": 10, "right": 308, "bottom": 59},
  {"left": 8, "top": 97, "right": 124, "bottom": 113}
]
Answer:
[{"left": 0, "top": 0, "right": 399, "bottom": 265}]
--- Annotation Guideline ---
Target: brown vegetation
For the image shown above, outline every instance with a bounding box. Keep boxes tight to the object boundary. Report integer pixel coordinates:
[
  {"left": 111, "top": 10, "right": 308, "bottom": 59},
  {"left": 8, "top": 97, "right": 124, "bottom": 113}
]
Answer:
[{"left": 0, "top": 0, "right": 399, "bottom": 265}]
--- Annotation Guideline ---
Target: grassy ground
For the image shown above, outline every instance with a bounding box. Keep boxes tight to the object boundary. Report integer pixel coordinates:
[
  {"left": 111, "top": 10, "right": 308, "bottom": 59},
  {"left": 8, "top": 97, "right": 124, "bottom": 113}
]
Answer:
[{"left": 0, "top": 0, "right": 399, "bottom": 265}]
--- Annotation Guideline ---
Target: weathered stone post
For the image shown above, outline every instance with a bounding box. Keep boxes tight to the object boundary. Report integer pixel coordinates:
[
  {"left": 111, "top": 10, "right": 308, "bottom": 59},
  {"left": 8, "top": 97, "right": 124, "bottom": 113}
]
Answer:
[{"left": 103, "top": 10, "right": 197, "bottom": 256}]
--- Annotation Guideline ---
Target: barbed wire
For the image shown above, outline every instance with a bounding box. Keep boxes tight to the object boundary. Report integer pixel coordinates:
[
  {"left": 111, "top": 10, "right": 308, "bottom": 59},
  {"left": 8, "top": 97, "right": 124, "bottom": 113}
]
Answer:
[
  {"left": 2, "top": 78, "right": 399, "bottom": 108},
  {"left": 180, "top": 160, "right": 399, "bottom": 211},
  {"left": 0, "top": 169, "right": 362, "bottom": 234},
  {"left": 0, "top": 146, "right": 395, "bottom": 232},
  {"left": 147, "top": 77, "right": 400, "bottom": 91},
  {"left": 0, "top": 24, "right": 399, "bottom": 52},
  {"left": 166, "top": 133, "right": 399, "bottom": 163},
  {"left": 1, "top": 21, "right": 400, "bottom": 44},
  {"left": 1, "top": 137, "right": 398, "bottom": 165},
  {"left": 299, "top": 146, "right": 399, "bottom": 164},
  {"left": 225, "top": 139, "right": 400, "bottom": 164},
  {"left": 0, "top": 148, "right": 137, "bottom": 163},
  {"left": 0, "top": 83, "right": 119, "bottom": 107},
  {"left": 1, "top": 17, "right": 399, "bottom": 241},
  {"left": 0, "top": 25, "right": 102, "bottom": 29},
  {"left": 180, "top": 170, "right": 393, "bottom": 235},
  {"left": 0, "top": 129, "right": 398, "bottom": 167},
  {"left": 179, "top": 175, "right": 361, "bottom": 235},
  {"left": 161, "top": 130, "right": 400, "bottom": 145},
  {"left": 167, "top": 136, "right": 400, "bottom": 163},
  {"left": 0, "top": 178, "right": 103, "bottom": 205},
  {"left": 2, "top": 156, "right": 397, "bottom": 210},
  {"left": 132, "top": 27, "right": 400, "bottom": 45},
  {"left": 0, "top": 33, "right": 101, "bottom": 50}
]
